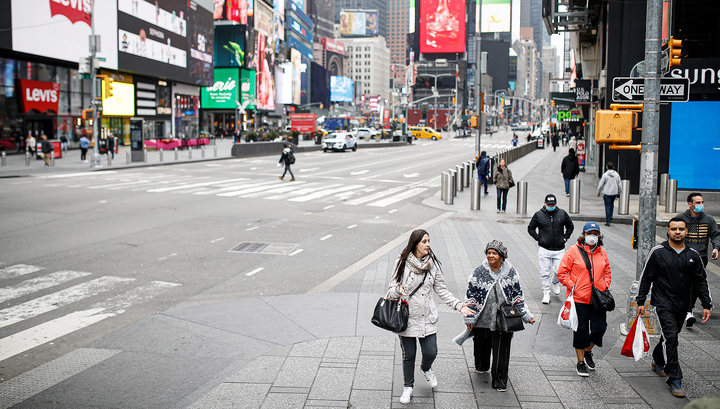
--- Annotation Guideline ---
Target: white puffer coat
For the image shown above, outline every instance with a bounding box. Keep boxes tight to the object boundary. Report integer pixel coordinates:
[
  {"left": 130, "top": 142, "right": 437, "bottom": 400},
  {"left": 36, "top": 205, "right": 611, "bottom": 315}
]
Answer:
[{"left": 388, "top": 259, "right": 462, "bottom": 338}]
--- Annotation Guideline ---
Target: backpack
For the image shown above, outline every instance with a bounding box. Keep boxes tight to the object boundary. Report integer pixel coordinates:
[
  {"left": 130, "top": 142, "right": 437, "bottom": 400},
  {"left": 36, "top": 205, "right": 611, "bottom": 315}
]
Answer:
[{"left": 287, "top": 151, "right": 296, "bottom": 164}]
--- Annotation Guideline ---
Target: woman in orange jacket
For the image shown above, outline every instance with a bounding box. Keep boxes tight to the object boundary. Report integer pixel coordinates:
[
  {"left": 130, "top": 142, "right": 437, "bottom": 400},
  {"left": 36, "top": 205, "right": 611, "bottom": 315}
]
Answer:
[{"left": 557, "top": 221, "right": 612, "bottom": 377}]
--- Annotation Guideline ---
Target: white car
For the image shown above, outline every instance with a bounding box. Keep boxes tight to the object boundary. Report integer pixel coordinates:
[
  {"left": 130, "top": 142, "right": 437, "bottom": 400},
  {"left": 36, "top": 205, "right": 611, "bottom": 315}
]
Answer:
[
  {"left": 323, "top": 132, "right": 357, "bottom": 152},
  {"left": 353, "top": 127, "right": 378, "bottom": 139}
]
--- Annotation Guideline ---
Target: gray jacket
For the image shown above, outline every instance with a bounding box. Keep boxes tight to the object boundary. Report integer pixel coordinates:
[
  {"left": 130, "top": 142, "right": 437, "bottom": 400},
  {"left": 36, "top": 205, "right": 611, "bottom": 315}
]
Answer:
[
  {"left": 493, "top": 166, "right": 514, "bottom": 189},
  {"left": 597, "top": 169, "right": 622, "bottom": 196},
  {"left": 388, "top": 259, "right": 462, "bottom": 338}
]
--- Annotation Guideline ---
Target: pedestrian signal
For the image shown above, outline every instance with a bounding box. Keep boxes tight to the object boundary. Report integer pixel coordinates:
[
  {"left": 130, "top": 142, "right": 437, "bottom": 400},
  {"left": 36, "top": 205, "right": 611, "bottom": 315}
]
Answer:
[
  {"left": 470, "top": 115, "right": 479, "bottom": 128},
  {"left": 105, "top": 77, "right": 114, "bottom": 98},
  {"left": 595, "top": 110, "right": 636, "bottom": 143},
  {"left": 668, "top": 36, "right": 683, "bottom": 67}
]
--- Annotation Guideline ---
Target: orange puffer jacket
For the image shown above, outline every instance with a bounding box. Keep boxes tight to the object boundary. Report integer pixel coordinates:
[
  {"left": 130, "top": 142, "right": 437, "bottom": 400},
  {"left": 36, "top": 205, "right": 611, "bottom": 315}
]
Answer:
[{"left": 556, "top": 244, "right": 612, "bottom": 305}]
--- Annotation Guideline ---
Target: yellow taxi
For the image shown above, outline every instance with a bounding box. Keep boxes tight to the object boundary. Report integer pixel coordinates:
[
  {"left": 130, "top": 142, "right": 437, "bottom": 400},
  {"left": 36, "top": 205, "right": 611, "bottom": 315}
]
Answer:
[{"left": 409, "top": 126, "right": 442, "bottom": 140}]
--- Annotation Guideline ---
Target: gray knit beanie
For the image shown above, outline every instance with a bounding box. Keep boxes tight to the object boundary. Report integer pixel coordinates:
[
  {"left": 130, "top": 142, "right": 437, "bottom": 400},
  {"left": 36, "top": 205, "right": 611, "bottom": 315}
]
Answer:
[{"left": 485, "top": 240, "right": 508, "bottom": 260}]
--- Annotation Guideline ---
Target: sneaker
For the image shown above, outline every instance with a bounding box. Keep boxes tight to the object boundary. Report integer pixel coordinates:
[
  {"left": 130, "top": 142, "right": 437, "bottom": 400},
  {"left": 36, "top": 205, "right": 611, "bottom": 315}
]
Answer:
[
  {"left": 686, "top": 311, "right": 696, "bottom": 328},
  {"left": 290, "top": 177, "right": 295, "bottom": 181},
  {"left": 667, "top": 379, "right": 686, "bottom": 397},
  {"left": 651, "top": 361, "right": 667, "bottom": 377},
  {"left": 279, "top": 176, "right": 284, "bottom": 180},
  {"left": 584, "top": 350, "right": 595, "bottom": 370},
  {"left": 576, "top": 361, "right": 589, "bottom": 377},
  {"left": 566, "top": 193, "right": 570, "bottom": 197},
  {"left": 422, "top": 368, "right": 438, "bottom": 388},
  {"left": 475, "top": 368, "right": 489, "bottom": 374},
  {"left": 542, "top": 292, "right": 551, "bottom": 304},
  {"left": 496, "top": 385, "right": 507, "bottom": 392},
  {"left": 552, "top": 281, "right": 561, "bottom": 295},
  {"left": 400, "top": 387, "right": 413, "bottom": 404}
]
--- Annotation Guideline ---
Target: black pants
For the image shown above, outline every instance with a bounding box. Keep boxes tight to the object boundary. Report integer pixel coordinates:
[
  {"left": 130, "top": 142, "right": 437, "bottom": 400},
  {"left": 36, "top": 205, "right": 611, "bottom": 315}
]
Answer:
[
  {"left": 496, "top": 188, "right": 509, "bottom": 211},
  {"left": 399, "top": 334, "right": 437, "bottom": 387},
  {"left": 688, "top": 256, "right": 709, "bottom": 313},
  {"left": 573, "top": 302, "right": 607, "bottom": 350},
  {"left": 473, "top": 327, "right": 513, "bottom": 389},
  {"left": 653, "top": 307, "right": 686, "bottom": 382},
  {"left": 80, "top": 148, "right": 88, "bottom": 160},
  {"left": 281, "top": 163, "right": 294, "bottom": 178}
]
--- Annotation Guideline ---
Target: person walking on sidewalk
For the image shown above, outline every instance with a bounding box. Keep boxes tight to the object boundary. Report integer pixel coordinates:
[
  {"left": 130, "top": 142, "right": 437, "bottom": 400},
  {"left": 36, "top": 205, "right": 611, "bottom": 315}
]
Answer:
[
  {"left": 527, "top": 194, "right": 575, "bottom": 304},
  {"left": 561, "top": 148, "right": 579, "bottom": 197},
  {"left": 476, "top": 151, "right": 491, "bottom": 195},
  {"left": 493, "top": 158, "right": 514, "bottom": 213},
  {"left": 26, "top": 132, "right": 36, "bottom": 158},
  {"left": 79, "top": 133, "right": 90, "bottom": 162},
  {"left": 676, "top": 192, "right": 720, "bottom": 327},
  {"left": 386, "top": 229, "right": 472, "bottom": 404},
  {"left": 462, "top": 240, "right": 535, "bottom": 391},
  {"left": 39, "top": 135, "right": 53, "bottom": 166},
  {"left": 636, "top": 217, "right": 712, "bottom": 398},
  {"left": 557, "top": 222, "right": 612, "bottom": 378},
  {"left": 551, "top": 133, "right": 559, "bottom": 151},
  {"left": 277, "top": 143, "right": 295, "bottom": 181},
  {"left": 597, "top": 162, "right": 622, "bottom": 226}
]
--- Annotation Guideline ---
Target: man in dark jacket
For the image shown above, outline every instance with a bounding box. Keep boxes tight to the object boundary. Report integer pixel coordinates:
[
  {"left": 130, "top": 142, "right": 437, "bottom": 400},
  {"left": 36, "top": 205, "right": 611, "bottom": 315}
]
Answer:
[
  {"left": 676, "top": 192, "right": 720, "bottom": 327},
  {"left": 636, "top": 217, "right": 712, "bottom": 398},
  {"left": 476, "top": 151, "right": 491, "bottom": 195},
  {"left": 560, "top": 148, "right": 579, "bottom": 197},
  {"left": 551, "top": 133, "right": 559, "bottom": 151},
  {"left": 40, "top": 135, "right": 53, "bottom": 166},
  {"left": 527, "top": 194, "right": 575, "bottom": 304}
]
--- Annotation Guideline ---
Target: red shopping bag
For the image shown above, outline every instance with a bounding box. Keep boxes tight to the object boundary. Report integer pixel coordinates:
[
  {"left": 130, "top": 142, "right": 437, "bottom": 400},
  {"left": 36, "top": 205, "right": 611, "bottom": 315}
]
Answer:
[{"left": 622, "top": 315, "right": 650, "bottom": 360}]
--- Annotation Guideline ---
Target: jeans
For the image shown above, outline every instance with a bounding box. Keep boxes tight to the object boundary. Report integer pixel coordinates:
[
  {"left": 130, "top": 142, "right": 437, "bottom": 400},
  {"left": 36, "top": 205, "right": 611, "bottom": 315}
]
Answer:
[
  {"left": 573, "top": 302, "right": 607, "bottom": 349},
  {"left": 537, "top": 247, "right": 564, "bottom": 293},
  {"left": 653, "top": 306, "right": 687, "bottom": 382},
  {"left": 61, "top": 142, "right": 68, "bottom": 152},
  {"left": 399, "top": 334, "right": 438, "bottom": 387},
  {"left": 564, "top": 178, "right": 571, "bottom": 195},
  {"left": 281, "top": 163, "right": 294, "bottom": 178},
  {"left": 496, "top": 188, "right": 509, "bottom": 211},
  {"left": 479, "top": 174, "right": 488, "bottom": 193},
  {"left": 603, "top": 194, "right": 616, "bottom": 225},
  {"left": 473, "top": 327, "right": 513, "bottom": 389}
]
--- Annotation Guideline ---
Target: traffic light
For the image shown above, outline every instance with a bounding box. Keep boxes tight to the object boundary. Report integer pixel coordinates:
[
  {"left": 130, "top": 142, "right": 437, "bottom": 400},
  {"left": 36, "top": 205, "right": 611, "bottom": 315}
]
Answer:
[
  {"left": 668, "top": 36, "right": 683, "bottom": 67},
  {"left": 470, "top": 115, "right": 479, "bottom": 128},
  {"left": 82, "top": 108, "right": 93, "bottom": 120},
  {"left": 551, "top": 100, "right": 555, "bottom": 107},
  {"left": 105, "top": 77, "right": 114, "bottom": 98},
  {"left": 595, "top": 110, "right": 636, "bottom": 143}
]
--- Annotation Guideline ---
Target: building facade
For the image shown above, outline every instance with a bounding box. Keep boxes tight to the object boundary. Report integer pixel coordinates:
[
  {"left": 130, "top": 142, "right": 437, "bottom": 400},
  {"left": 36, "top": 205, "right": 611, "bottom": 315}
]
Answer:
[
  {"left": 342, "top": 36, "right": 390, "bottom": 100},
  {"left": 387, "top": 0, "right": 410, "bottom": 88}
]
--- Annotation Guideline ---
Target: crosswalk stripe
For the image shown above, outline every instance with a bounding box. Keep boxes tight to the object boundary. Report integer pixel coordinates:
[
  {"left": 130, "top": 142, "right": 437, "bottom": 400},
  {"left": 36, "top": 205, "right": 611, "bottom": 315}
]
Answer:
[
  {"left": 0, "top": 276, "right": 134, "bottom": 330},
  {"left": 0, "top": 270, "right": 92, "bottom": 304},
  {"left": 0, "top": 265, "right": 43, "bottom": 280},
  {"left": 86, "top": 175, "right": 174, "bottom": 190},
  {"left": 193, "top": 180, "right": 276, "bottom": 195},
  {"left": 263, "top": 183, "right": 342, "bottom": 200},
  {"left": 288, "top": 185, "right": 365, "bottom": 202},
  {"left": 146, "top": 178, "right": 250, "bottom": 193},
  {"left": 217, "top": 181, "right": 291, "bottom": 197},
  {"left": 344, "top": 186, "right": 405, "bottom": 205},
  {"left": 239, "top": 182, "right": 315, "bottom": 198},
  {"left": 368, "top": 187, "right": 428, "bottom": 207}
]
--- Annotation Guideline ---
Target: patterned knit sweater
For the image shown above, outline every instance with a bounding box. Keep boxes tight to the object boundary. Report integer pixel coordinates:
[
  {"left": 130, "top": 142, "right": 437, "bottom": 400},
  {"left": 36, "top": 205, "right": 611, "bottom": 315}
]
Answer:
[{"left": 466, "top": 259, "right": 533, "bottom": 324}]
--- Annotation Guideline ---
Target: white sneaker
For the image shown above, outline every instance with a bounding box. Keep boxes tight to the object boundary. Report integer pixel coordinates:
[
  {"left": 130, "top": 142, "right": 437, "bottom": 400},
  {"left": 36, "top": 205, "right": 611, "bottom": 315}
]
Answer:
[
  {"left": 400, "top": 387, "right": 413, "bottom": 404},
  {"left": 423, "top": 368, "right": 438, "bottom": 388},
  {"left": 552, "top": 281, "right": 561, "bottom": 295},
  {"left": 542, "top": 292, "right": 551, "bottom": 304},
  {"left": 686, "top": 311, "right": 696, "bottom": 327}
]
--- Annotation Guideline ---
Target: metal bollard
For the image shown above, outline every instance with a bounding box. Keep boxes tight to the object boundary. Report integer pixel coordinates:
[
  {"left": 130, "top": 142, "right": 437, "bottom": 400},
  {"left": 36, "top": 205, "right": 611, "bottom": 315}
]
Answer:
[
  {"left": 214, "top": 145, "right": 218, "bottom": 157},
  {"left": 445, "top": 171, "right": 455, "bottom": 205},
  {"left": 516, "top": 181, "right": 528, "bottom": 214},
  {"left": 569, "top": 179, "right": 581, "bottom": 213},
  {"left": 188, "top": 147, "right": 193, "bottom": 159},
  {"left": 618, "top": 180, "right": 631, "bottom": 215},
  {"left": 464, "top": 162, "right": 471, "bottom": 187},
  {"left": 126, "top": 151, "right": 131, "bottom": 164},
  {"left": 449, "top": 169, "right": 457, "bottom": 198},
  {"left": 659, "top": 173, "right": 670, "bottom": 206},
  {"left": 471, "top": 177, "right": 481, "bottom": 210},
  {"left": 201, "top": 146, "right": 206, "bottom": 158},
  {"left": 106, "top": 153, "right": 112, "bottom": 167},
  {"left": 25, "top": 152, "right": 31, "bottom": 166},
  {"left": 441, "top": 171, "right": 447, "bottom": 202},
  {"left": 665, "top": 179, "right": 678, "bottom": 213},
  {"left": 1, "top": 151, "right": 6, "bottom": 166},
  {"left": 50, "top": 151, "right": 55, "bottom": 167},
  {"left": 456, "top": 165, "right": 464, "bottom": 192},
  {"left": 174, "top": 147, "right": 179, "bottom": 161},
  {"left": 143, "top": 149, "right": 147, "bottom": 163},
  {"left": 159, "top": 149, "right": 164, "bottom": 162}
]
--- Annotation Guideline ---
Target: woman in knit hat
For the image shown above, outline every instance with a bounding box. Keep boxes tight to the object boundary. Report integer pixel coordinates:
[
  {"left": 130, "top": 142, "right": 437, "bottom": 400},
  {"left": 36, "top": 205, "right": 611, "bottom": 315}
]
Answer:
[{"left": 463, "top": 240, "right": 535, "bottom": 391}]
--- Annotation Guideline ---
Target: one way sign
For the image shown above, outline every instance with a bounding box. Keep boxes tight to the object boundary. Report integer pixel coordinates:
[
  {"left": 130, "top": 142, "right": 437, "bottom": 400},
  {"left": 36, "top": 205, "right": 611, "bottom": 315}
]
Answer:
[{"left": 612, "top": 77, "right": 690, "bottom": 102}]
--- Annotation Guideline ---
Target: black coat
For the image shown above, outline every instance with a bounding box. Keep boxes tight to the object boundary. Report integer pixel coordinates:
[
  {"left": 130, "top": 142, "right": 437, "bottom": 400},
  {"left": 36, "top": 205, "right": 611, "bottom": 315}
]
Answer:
[
  {"left": 41, "top": 140, "right": 53, "bottom": 154},
  {"left": 561, "top": 154, "right": 579, "bottom": 179},
  {"left": 676, "top": 209, "right": 720, "bottom": 258},
  {"left": 636, "top": 241, "right": 713, "bottom": 312},
  {"left": 527, "top": 207, "right": 574, "bottom": 251}
]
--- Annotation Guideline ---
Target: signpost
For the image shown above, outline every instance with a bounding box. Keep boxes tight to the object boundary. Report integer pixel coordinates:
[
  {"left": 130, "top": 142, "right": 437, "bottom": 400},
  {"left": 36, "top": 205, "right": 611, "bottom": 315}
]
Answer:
[{"left": 612, "top": 77, "right": 690, "bottom": 102}]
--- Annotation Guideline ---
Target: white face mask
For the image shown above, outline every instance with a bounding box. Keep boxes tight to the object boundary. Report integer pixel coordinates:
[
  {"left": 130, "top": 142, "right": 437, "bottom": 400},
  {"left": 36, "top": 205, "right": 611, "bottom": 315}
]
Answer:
[{"left": 585, "top": 234, "right": 599, "bottom": 246}]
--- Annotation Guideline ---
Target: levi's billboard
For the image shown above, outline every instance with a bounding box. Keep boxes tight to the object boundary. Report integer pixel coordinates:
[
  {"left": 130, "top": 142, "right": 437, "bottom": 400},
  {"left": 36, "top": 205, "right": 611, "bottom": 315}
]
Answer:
[
  {"left": 11, "top": 0, "right": 118, "bottom": 69},
  {"left": 419, "top": 0, "right": 466, "bottom": 54},
  {"left": 18, "top": 80, "right": 61, "bottom": 114}
]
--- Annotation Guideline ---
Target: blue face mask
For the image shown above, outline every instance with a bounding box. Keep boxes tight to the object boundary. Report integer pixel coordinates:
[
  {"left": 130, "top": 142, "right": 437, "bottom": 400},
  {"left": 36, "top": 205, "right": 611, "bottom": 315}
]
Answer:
[
  {"left": 546, "top": 206, "right": 556, "bottom": 212},
  {"left": 695, "top": 204, "right": 704, "bottom": 213}
]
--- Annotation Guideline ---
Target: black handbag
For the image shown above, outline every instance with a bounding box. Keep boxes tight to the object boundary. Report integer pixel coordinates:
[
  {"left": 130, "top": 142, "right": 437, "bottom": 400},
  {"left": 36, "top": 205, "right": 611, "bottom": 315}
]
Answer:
[
  {"left": 372, "top": 272, "right": 427, "bottom": 332},
  {"left": 496, "top": 304, "right": 525, "bottom": 333},
  {"left": 577, "top": 245, "right": 615, "bottom": 312}
]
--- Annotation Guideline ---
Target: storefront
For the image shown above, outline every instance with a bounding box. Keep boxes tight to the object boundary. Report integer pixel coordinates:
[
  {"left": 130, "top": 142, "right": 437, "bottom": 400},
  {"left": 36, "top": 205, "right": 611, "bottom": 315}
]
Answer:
[
  {"left": 99, "top": 71, "right": 135, "bottom": 146},
  {"left": 173, "top": 83, "right": 200, "bottom": 140},
  {"left": 200, "top": 67, "right": 257, "bottom": 137},
  {"left": 134, "top": 78, "right": 172, "bottom": 142}
]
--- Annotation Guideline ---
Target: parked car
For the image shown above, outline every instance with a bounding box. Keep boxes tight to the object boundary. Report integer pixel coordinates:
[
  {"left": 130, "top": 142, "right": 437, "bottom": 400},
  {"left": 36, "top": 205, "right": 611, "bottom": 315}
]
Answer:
[
  {"left": 352, "top": 127, "right": 379, "bottom": 139},
  {"left": 322, "top": 132, "right": 357, "bottom": 152},
  {"left": 409, "top": 126, "right": 442, "bottom": 140}
]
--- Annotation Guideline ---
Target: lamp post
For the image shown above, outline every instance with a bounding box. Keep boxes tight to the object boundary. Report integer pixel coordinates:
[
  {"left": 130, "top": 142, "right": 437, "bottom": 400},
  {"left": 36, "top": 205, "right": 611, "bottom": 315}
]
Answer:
[{"left": 416, "top": 73, "right": 455, "bottom": 131}]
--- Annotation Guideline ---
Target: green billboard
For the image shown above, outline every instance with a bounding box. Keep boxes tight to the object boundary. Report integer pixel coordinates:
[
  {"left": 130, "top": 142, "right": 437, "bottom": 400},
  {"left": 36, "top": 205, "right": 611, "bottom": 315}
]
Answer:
[
  {"left": 241, "top": 69, "right": 256, "bottom": 110},
  {"left": 201, "top": 68, "right": 239, "bottom": 109}
]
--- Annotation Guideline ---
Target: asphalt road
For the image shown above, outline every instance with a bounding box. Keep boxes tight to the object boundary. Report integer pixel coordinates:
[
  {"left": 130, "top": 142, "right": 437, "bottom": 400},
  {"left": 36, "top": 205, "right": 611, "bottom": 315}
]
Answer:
[{"left": 0, "top": 131, "right": 521, "bottom": 389}]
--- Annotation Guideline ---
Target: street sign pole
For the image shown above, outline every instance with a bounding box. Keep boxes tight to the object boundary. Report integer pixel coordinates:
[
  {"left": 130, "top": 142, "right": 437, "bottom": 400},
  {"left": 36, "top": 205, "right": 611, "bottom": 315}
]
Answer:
[{"left": 89, "top": 1, "right": 101, "bottom": 168}]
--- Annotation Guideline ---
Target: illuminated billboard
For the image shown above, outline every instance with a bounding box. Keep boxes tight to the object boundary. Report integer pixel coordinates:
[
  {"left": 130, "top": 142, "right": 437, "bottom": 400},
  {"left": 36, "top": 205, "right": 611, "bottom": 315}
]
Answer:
[
  {"left": 481, "top": 0, "right": 511, "bottom": 33},
  {"left": 419, "top": 0, "right": 466, "bottom": 53},
  {"left": 339, "top": 11, "right": 378, "bottom": 36},
  {"left": 102, "top": 82, "right": 136, "bottom": 116},
  {"left": 276, "top": 63, "right": 293, "bottom": 105},
  {"left": 291, "top": 49, "right": 302, "bottom": 105},
  {"left": 201, "top": 68, "right": 238, "bottom": 109},
  {"left": 255, "top": 32, "right": 275, "bottom": 110},
  {"left": 331, "top": 76, "right": 353, "bottom": 102}
]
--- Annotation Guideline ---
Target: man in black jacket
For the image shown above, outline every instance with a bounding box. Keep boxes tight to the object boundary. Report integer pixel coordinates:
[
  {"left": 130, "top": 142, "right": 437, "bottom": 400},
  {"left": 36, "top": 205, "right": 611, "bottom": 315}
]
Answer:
[
  {"left": 560, "top": 148, "right": 579, "bottom": 197},
  {"left": 40, "top": 135, "right": 53, "bottom": 167},
  {"left": 636, "top": 217, "right": 712, "bottom": 398},
  {"left": 676, "top": 192, "right": 720, "bottom": 327},
  {"left": 527, "top": 194, "right": 575, "bottom": 304}
]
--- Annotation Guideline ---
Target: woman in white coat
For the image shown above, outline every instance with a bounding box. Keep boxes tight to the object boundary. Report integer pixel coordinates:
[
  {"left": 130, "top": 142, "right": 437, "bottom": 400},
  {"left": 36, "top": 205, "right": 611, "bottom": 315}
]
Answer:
[{"left": 387, "top": 229, "right": 472, "bottom": 404}]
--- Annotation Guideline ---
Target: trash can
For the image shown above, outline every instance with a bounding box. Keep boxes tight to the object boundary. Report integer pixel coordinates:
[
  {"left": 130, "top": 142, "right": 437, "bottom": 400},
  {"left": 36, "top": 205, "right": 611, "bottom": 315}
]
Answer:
[{"left": 291, "top": 135, "right": 299, "bottom": 145}]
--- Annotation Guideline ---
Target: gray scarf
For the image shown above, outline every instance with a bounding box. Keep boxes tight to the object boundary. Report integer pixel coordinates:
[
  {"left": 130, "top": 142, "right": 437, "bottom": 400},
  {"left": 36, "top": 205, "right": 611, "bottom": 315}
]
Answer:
[{"left": 407, "top": 253, "right": 432, "bottom": 275}]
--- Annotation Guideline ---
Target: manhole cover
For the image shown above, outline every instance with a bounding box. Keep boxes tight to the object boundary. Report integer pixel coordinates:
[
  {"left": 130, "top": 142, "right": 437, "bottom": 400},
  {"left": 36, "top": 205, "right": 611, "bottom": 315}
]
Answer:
[
  {"left": 229, "top": 242, "right": 299, "bottom": 255},
  {"left": 496, "top": 218, "right": 528, "bottom": 224}
]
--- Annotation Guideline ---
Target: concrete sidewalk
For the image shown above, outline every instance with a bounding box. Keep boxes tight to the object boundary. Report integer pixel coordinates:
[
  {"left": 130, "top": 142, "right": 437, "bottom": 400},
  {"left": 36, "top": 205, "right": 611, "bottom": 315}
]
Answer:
[{"left": 171, "top": 147, "right": 720, "bottom": 408}]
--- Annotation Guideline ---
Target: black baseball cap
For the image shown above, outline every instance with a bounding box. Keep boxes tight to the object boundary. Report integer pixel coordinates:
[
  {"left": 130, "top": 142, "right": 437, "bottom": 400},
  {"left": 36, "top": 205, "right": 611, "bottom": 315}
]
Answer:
[{"left": 544, "top": 194, "right": 557, "bottom": 205}]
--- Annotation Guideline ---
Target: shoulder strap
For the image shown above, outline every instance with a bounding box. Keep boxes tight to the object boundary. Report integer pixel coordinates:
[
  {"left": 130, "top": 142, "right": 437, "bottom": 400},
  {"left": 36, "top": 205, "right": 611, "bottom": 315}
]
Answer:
[
  {"left": 408, "top": 272, "right": 428, "bottom": 298},
  {"left": 577, "top": 245, "right": 594, "bottom": 285}
]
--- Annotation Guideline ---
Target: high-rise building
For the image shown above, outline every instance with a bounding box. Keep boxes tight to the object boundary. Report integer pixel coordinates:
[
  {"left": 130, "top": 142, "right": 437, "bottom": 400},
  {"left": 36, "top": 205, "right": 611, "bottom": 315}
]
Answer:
[
  {"left": 387, "top": 0, "right": 410, "bottom": 88},
  {"left": 343, "top": 36, "right": 391, "bottom": 100},
  {"left": 308, "top": 0, "right": 335, "bottom": 40},
  {"left": 334, "top": 0, "right": 387, "bottom": 39}
]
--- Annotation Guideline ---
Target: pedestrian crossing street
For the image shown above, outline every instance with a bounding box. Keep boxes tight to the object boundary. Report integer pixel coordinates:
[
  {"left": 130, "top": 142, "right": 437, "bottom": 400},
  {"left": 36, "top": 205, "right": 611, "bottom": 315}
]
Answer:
[
  {"left": 40, "top": 172, "right": 432, "bottom": 208},
  {"left": 0, "top": 264, "right": 180, "bottom": 363}
]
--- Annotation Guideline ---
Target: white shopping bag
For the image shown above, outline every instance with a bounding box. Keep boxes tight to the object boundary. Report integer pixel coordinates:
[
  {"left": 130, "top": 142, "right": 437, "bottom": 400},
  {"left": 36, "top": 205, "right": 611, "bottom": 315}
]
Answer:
[
  {"left": 632, "top": 316, "right": 650, "bottom": 361},
  {"left": 557, "top": 289, "right": 578, "bottom": 331}
]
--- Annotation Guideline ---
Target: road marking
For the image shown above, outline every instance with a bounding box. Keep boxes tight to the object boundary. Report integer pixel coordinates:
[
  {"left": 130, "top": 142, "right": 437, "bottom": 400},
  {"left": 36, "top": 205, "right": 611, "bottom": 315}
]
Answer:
[
  {"left": 0, "top": 264, "right": 44, "bottom": 280},
  {"left": 344, "top": 186, "right": 405, "bottom": 205},
  {"left": 299, "top": 167, "right": 320, "bottom": 172},
  {"left": 146, "top": 178, "right": 249, "bottom": 193},
  {"left": 194, "top": 180, "right": 276, "bottom": 195},
  {"left": 246, "top": 268, "right": 264, "bottom": 276},
  {"left": 348, "top": 224, "right": 357, "bottom": 229},
  {"left": 288, "top": 185, "right": 364, "bottom": 202},
  {"left": 323, "top": 205, "right": 335, "bottom": 210},
  {"left": 158, "top": 253, "right": 177, "bottom": 261},
  {"left": 98, "top": 200, "right": 107, "bottom": 203},
  {"left": 320, "top": 235, "right": 333, "bottom": 241},
  {"left": 38, "top": 171, "right": 118, "bottom": 179},
  {"left": 388, "top": 209, "right": 398, "bottom": 213},
  {"left": 218, "top": 181, "right": 298, "bottom": 197},
  {"left": 0, "top": 270, "right": 92, "bottom": 304},
  {"left": 368, "top": 188, "right": 428, "bottom": 207},
  {"left": 210, "top": 237, "right": 225, "bottom": 243},
  {"left": 404, "top": 173, "right": 420, "bottom": 178},
  {"left": 375, "top": 216, "right": 380, "bottom": 219},
  {"left": 350, "top": 170, "right": 370, "bottom": 175},
  {"left": 289, "top": 249, "right": 304, "bottom": 256},
  {"left": 246, "top": 227, "right": 258, "bottom": 231},
  {"left": 0, "top": 276, "right": 135, "bottom": 330}
]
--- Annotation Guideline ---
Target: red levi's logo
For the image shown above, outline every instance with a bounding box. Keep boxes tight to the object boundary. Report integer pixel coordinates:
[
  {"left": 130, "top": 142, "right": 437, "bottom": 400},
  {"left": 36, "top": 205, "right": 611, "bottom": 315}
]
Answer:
[
  {"left": 19, "top": 80, "right": 61, "bottom": 114},
  {"left": 49, "top": 0, "right": 92, "bottom": 26}
]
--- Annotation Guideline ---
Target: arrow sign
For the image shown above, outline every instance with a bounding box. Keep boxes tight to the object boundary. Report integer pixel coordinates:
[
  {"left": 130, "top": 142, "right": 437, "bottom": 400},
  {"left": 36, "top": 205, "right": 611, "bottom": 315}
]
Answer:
[{"left": 612, "top": 77, "right": 690, "bottom": 102}]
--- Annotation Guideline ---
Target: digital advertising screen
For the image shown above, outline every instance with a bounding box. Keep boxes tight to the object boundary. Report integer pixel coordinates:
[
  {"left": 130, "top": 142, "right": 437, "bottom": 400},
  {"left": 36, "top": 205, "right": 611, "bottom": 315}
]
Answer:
[
  {"left": 255, "top": 32, "right": 275, "bottom": 110},
  {"left": 102, "top": 82, "right": 136, "bottom": 116},
  {"left": 275, "top": 62, "right": 293, "bottom": 105},
  {"left": 215, "top": 25, "right": 245, "bottom": 67},
  {"left": 669, "top": 101, "right": 720, "bottom": 190},
  {"left": 118, "top": 0, "right": 214, "bottom": 86},
  {"left": 201, "top": 68, "right": 238, "bottom": 109},
  {"left": 291, "top": 49, "right": 302, "bottom": 105},
  {"left": 481, "top": 0, "right": 511, "bottom": 33},
  {"left": 419, "top": 0, "right": 466, "bottom": 53},
  {"left": 330, "top": 76, "right": 353, "bottom": 102},
  {"left": 240, "top": 69, "right": 256, "bottom": 109},
  {"left": 273, "top": 0, "right": 285, "bottom": 43},
  {"left": 339, "top": 11, "right": 377, "bottom": 36}
]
